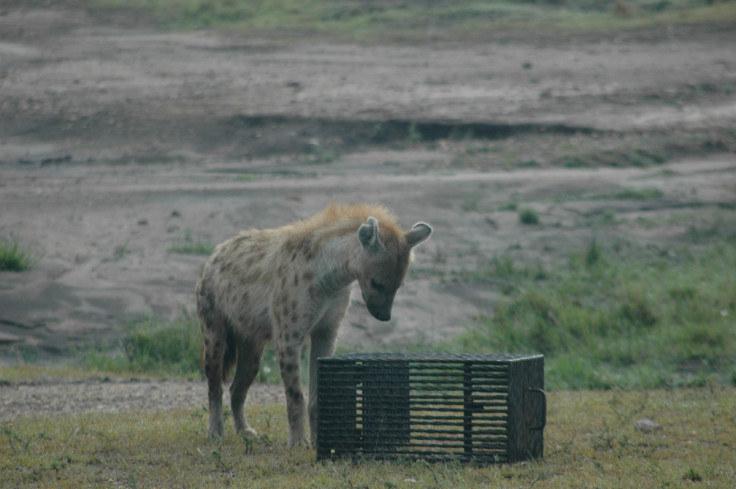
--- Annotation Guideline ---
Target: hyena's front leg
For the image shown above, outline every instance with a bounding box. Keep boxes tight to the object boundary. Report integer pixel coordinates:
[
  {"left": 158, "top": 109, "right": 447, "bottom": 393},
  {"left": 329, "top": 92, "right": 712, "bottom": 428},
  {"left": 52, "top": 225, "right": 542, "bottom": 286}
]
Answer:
[
  {"left": 277, "top": 341, "right": 309, "bottom": 448},
  {"left": 308, "top": 325, "right": 339, "bottom": 445}
]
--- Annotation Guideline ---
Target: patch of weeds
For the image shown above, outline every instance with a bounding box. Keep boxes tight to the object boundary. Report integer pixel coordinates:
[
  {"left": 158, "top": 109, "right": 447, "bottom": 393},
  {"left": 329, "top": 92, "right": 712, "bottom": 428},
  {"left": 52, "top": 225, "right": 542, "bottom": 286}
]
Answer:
[
  {"left": 0, "top": 237, "right": 41, "bottom": 271},
  {"left": 518, "top": 206, "right": 540, "bottom": 225},
  {"left": 430, "top": 244, "right": 448, "bottom": 265},
  {"left": 306, "top": 144, "right": 337, "bottom": 164},
  {"left": 584, "top": 238, "right": 603, "bottom": 268},
  {"left": 169, "top": 231, "right": 215, "bottom": 255},
  {"left": 561, "top": 154, "right": 592, "bottom": 168},
  {"left": 517, "top": 158, "right": 540, "bottom": 168},
  {"left": 556, "top": 148, "right": 667, "bottom": 169},
  {"left": 2, "top": 425, "right": 46, "bottom": 454},
  {"left": 498, "top": 201, "right": 518, "bottom": 211},
  {"left": 461, "top": 195, "right": 480, "bottom": 212},
  {"left": 83, "top": 314, "right": 202, "bottom": 376},
  {"left": 112, "top": 240, "right": 130, "bottom": 261},
  {"left": 257, "top": 347, "right": 282, "bottom": 384},
  {"left": 234, "top": 174, "right": 259, "bottom": 182},
  {"left": 464, "top": 144, "right": 490, "bottom": 155},
  {"left": 683, "top": 467, "right": 703, "bottom": 482},
  {"left": 586, "top": 186, "right": 664, "bottom": 201},
  {"left": 613, "top": 187, "right": 664, "bottom": 200},
  {"left": 407, "top": 122, "right": 423, "bottom": 143},
  {"left": 452, "top": 240, "right": 736, "bottom": 389}
]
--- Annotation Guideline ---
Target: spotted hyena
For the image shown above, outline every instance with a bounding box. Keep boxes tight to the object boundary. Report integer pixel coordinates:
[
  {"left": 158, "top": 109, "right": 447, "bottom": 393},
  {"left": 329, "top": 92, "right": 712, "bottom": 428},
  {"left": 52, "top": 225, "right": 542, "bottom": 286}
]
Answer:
[{"left": 196, "top": 203, "right": 432, "bottom": 447}]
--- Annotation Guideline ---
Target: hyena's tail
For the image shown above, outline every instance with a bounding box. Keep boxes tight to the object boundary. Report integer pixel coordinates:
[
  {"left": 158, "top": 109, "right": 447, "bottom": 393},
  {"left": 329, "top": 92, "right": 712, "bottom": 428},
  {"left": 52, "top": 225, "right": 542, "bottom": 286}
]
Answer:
[{"left": 221, "top": 327, "right": 237, "bottom": 383}]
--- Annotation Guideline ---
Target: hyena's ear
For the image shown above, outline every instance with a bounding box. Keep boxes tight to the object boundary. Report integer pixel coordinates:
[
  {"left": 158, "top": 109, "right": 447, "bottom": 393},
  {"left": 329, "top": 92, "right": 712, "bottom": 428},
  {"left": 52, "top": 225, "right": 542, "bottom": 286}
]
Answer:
[
  {"left": 406, "top": 222, "right": 432, "bottom": 248},
  {"left": 358, "top": 216, "right": 382, "bottom": 251}
]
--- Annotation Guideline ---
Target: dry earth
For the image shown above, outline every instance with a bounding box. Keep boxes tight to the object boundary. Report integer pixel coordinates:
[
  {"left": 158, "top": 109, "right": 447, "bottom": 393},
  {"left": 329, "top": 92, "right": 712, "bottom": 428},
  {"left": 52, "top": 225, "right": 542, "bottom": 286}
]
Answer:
[{"left": 1, "top": 3, "right": 735, "bottom": 374}]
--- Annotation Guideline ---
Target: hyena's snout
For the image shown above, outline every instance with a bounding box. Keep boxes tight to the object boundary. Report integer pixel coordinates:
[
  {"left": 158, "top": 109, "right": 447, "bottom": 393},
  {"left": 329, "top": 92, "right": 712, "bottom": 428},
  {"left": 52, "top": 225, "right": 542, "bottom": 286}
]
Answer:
[{"left": 364, "top": 292, "right": 395, "bottom": 322}]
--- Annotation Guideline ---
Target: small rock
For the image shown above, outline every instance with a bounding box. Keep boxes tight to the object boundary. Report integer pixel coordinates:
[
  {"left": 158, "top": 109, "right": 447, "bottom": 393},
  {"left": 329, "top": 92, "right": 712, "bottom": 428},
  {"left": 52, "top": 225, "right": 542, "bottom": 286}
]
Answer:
[{"left": 634, "top": 418, "right": 662, "bottom": 432}]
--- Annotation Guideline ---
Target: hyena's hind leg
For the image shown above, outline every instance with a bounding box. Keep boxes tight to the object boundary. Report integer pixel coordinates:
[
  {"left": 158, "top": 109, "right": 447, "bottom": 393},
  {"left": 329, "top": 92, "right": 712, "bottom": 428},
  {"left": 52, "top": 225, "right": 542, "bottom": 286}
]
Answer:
[
  {"left": 230, "top": 337, "right": 266, "bottom": 438},
  {"left": 197, "top": 285, "right": 230, "bottom": 440}
]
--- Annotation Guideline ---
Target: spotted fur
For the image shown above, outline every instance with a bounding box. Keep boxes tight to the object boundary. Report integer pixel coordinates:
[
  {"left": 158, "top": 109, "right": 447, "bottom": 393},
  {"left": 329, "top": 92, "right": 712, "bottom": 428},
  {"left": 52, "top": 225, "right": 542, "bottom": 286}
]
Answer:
[{"left": 196, "top": 203, "right": 432, "bottom": 447}]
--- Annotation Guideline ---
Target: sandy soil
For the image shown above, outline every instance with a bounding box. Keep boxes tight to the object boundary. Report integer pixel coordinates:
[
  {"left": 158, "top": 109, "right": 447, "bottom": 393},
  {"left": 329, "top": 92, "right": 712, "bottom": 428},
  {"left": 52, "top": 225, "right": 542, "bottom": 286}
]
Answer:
[
  {"left": 1, "top": 5, "right": 735, "bottom": 362},
  {"left": 0, "top": 376, "right": 284, "bottom": 422}
]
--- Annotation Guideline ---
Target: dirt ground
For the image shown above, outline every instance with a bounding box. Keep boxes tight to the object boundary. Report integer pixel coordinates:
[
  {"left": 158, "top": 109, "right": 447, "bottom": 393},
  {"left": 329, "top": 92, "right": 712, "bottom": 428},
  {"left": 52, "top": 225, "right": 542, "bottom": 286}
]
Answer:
[{"left": 1, "top": 5, "right": 735, "bottom": 363}]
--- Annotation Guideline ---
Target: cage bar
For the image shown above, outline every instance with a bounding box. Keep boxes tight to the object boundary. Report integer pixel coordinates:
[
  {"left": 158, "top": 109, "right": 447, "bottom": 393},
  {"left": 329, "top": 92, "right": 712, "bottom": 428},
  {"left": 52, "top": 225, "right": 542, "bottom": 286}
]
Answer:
[{"left": 316, "top": 353, "right": 545, "bottom": 464}]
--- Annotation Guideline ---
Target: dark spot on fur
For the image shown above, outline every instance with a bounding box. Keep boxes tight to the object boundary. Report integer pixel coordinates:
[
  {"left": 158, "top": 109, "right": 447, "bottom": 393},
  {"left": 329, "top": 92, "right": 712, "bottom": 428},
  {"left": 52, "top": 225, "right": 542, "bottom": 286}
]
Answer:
[
  {"left": 293, "top": 274, "right": 299, "bottom": 287},
  {"left": 302, "top": 270, "right": 314, "bottom": 282},
  {"left": 284, "top": 363, "right": 297, "bottom": 373},
  {"left": 287, "top": 386, "right": 301, "bottom": 400}
]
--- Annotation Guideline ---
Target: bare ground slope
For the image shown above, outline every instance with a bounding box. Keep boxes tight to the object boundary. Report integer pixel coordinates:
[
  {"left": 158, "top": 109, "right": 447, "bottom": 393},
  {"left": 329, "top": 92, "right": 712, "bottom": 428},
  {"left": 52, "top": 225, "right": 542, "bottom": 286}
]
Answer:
[{"left": 0, "top": 5, "right": 735, "bottom": 360}]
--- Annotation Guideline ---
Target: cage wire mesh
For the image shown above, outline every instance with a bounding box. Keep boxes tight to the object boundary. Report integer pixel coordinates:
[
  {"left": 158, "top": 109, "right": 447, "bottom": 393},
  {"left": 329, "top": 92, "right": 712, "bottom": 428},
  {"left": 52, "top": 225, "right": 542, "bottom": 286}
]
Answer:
[{"left": 316, "top": 353, "right": 545, "bottom": 464}]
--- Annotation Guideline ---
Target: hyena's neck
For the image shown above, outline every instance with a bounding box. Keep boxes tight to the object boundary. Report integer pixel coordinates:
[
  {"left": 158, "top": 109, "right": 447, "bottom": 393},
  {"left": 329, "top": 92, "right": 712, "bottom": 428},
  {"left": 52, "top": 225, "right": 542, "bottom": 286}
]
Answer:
[{"left": 310, "top": 232, "right": 361, "bottom": 297}]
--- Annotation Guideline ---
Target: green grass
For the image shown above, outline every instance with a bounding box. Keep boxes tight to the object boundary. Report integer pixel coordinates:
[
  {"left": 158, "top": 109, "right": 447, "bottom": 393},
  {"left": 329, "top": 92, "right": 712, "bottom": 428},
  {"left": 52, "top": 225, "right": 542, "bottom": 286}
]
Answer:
[
  {"left": 168, "top": 232, "right": 215, "bottom": 255},
  {"left": 82, "top": 315, "right": 203, "bottom": 376},
  {"left": 71, "top": 237, "right": 736, "bottom": 392},
  {"left": 518, "top": 206, "right": 540, "bottom": 225},
  {"left": 0, "top": 237, "right": 39, "bottom": 271},
  {"left": 79, "top": 314, "right": 296, "bottom": 383},
  {"left": 84, "top": 0, "right": 736, "bottom": 42},
  {"left": 50, "top": 228, "right": 736, "bottom": 393},
  {"left": 452, "top": 239, "right": 736, "bottom": 389},
  {"left": 1, "top": 388, "right": 734, "bottom": 488},
  {"left": 594, "top": 186, "right": 665, "bottom": 200}
]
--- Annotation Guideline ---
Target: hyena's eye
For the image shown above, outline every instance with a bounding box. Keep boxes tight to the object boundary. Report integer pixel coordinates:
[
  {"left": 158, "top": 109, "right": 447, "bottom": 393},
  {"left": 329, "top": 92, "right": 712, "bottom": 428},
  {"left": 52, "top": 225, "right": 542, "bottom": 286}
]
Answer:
[{"left": 370, "top": 279, "right": 386, "bottom": 292}]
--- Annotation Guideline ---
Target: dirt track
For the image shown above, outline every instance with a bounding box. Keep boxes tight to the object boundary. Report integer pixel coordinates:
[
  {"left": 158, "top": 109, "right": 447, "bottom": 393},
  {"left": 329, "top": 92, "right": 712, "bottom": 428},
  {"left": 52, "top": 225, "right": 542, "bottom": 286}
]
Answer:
[{"left": 1, "top": 6, "right": 735, "bottom": 359}]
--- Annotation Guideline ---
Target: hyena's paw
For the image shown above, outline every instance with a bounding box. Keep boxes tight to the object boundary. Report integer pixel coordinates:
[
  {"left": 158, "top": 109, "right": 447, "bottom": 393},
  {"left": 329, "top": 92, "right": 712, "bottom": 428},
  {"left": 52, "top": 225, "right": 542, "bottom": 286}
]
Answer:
[
  {"left": 288, "top": 432, "right": 311, "bottom": 449},
  {"left": 237, "top": 425, "right": 259, "bottom": 439},
  {"left": 206, "top": 428, "right": 223, "bottom": 441}
]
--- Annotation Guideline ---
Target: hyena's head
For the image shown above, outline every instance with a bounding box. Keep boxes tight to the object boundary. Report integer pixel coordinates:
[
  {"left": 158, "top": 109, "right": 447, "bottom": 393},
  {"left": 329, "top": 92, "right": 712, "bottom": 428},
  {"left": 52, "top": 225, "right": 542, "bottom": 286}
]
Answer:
[{"left": 355, "top": 217, "right": 432, "bottom": 322}]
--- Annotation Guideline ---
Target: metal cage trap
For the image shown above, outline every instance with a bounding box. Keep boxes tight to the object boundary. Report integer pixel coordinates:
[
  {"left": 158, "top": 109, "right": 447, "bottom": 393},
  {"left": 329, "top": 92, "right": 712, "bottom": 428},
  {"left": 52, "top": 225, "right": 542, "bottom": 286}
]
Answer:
[{"left": 316, "top": 353, "right": 545, "bottom": 464}]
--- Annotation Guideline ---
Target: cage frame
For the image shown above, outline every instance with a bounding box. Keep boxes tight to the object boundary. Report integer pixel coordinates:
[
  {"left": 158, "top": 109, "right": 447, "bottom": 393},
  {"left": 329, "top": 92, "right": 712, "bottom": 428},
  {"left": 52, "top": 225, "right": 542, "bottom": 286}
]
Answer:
[{"left": 316, "top": 353, "right": 545, "bottom": 464}]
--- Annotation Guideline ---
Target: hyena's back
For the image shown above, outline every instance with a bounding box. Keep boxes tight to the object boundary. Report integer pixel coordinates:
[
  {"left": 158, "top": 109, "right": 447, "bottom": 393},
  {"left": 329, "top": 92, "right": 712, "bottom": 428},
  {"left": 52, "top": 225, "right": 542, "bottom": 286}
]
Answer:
[{"left": 196, "top": 229, "right": 278, "bottom": 380}]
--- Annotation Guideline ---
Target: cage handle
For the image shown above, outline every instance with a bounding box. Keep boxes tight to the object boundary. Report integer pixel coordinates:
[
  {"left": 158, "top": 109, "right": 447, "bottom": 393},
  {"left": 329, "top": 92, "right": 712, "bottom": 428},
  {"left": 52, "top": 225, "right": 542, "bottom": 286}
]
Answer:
[{"left": 528, "top": 387, "right": 546, "bottom": 431}]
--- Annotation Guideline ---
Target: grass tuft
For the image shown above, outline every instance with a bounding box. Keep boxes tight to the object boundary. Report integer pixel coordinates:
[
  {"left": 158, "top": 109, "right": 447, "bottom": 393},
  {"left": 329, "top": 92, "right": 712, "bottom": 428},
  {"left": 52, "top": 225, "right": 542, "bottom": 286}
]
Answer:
[
  {"left": 168, "top": 232, "right": 215, "bottom": 255},
  {"left": 0, "top": 237, "right": 39, "bottom": 272},
  {"left": 518, "top": 206, "right": 540, "bottom": 225}
]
